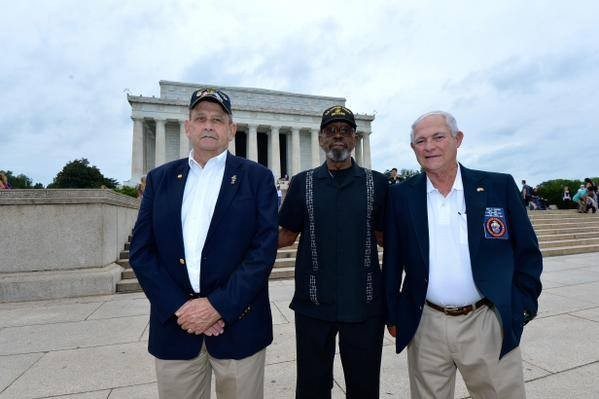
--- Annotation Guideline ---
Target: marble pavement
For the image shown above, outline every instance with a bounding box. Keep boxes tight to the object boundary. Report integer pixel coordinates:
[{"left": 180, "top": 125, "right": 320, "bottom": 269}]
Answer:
[{"left": 1, "top": 253, "right": 599, "bottom": 398}]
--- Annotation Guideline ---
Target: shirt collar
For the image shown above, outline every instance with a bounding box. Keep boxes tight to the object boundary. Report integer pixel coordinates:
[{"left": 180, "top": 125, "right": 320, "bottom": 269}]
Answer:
[
  {"left": 426, "top": 164, "right": 463, "bottom": 194},
  {"left": 188, "top": 149, "right": 228, "bottom": 171},
  {"left": 315, "top": 157, "right": 361, "bottom": 179}
]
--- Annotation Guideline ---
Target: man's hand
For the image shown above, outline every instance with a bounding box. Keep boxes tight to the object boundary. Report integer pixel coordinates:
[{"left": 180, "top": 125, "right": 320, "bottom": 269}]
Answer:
[
  {"left": 375, "top": 230, "right": 384, "bottom": 247},
  {"left": 175, "top": 298, "right": 222, "bottom": 335},
  {"left": 278, "top": 227, "right": 299, "bottom": 248},
  {"left": 387, "top": 325, "right": 397, "bottom": 338},
  {"left": 203, "top": 319, "right": 225, "bottom": 336}
]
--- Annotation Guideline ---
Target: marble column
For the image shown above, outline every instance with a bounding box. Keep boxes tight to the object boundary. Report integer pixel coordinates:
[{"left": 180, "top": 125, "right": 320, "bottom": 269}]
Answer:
[
  {"left": 131, "top": 117, "right": 144, "bottom": 180},
  {"left": 155, "top": 119, "right": 166, "bottom": 167},
  {"left": 179, "top": 121, "right": 188, "bottom": 158},
  {"left": 362, "top": 131, "right": 372, "bottom": 169},
  {"left": 311, "top": 127, "right": 320, "bottom": 167},
  {"left": 228, "top": 136, "right": 236, "bottom": 155},
  {"left": 269, "top": 126, "right": 281, "bottom": 180},
  {"left": 355, "top": 134, "right": 363, "bottom": 166},
  {"left": 291, "top": 127, "right": 301, "bottom": 176},
  {"left": 248, "top": 124, "right": 258, "bottom": 161}
]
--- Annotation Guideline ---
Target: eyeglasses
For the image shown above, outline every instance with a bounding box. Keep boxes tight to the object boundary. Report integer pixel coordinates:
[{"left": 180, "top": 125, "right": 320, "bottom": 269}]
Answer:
[{"left": 320, "top": 126, "right": 355, "bottom": 138}]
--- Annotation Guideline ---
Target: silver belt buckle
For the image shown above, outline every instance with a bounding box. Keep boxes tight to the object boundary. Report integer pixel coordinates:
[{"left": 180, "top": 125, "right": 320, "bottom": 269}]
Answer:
[{"left": 444, "top": 305, "right": 460, "bottom": 315}]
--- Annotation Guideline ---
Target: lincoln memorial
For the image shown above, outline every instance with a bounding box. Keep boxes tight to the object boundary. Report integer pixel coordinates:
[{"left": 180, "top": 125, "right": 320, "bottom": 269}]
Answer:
[{"left": 127, "top": 81, "right": 374, "bottom": 185}]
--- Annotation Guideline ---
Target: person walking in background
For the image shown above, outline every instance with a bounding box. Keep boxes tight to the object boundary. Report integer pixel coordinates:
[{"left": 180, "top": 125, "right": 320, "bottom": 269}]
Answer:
[
  {"left": 384, "top": 111, "right": 542, "bottom": 398},
  {"left": 136, "top": 175, "right": 146, "bottom": 200},
  {"left": 521, "top": 179, "right": 533, "bottom": 207}
]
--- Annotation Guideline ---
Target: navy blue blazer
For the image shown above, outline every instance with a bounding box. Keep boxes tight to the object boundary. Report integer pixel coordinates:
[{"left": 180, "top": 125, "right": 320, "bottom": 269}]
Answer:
[
  {"left": 129, "top": 152, "right": 278, "bottom": 360},
  {"left": 383, "top": 165, "right": 542, "bottom": 358}
]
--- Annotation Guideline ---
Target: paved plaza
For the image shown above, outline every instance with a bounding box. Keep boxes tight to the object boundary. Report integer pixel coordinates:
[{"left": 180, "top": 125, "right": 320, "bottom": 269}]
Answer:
[{"left": 1, "top": 253, "right": 599, "bottom": 398}]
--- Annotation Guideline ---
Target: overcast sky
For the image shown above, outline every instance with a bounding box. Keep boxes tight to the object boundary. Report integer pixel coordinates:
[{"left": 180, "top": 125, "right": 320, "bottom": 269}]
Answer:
[{"left": 2, "top": 1, "right": 598, "bottom": 187}]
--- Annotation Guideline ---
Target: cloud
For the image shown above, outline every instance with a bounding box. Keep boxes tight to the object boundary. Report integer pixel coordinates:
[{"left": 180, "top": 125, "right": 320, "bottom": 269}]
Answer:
[{"left": 1, "top": 1, "right": 599, "bottom": 187}]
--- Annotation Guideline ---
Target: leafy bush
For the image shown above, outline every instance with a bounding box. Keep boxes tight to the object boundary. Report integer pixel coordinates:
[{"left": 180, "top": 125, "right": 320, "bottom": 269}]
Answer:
[{"left": 114, "top": 185, "right": 138, "bottom": 198}]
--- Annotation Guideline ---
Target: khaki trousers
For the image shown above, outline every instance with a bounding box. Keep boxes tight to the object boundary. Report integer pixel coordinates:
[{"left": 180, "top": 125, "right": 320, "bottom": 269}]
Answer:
[
  {"left": 407, "top": 304, "right": 525, "bottom": 399},
  {"left": 155, "top": 343, "right": 266, "bottom": 399}
]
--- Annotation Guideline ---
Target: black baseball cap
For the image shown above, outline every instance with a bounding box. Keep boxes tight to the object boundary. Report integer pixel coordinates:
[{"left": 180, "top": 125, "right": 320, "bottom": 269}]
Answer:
[
  {"left": 320, "top": 105, "right": 356, "bottom": 129},
  {"left": 189, "top": 88, "right": 232, "bottom": 114}
]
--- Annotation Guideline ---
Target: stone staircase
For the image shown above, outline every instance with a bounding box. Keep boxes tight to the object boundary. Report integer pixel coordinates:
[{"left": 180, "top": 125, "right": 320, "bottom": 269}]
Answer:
[
  {"left": 529, "top": 210, "right": 599, "bottom": 256},
  {"left": 115, "top": 210, "right": 599, "bottom": 293}
]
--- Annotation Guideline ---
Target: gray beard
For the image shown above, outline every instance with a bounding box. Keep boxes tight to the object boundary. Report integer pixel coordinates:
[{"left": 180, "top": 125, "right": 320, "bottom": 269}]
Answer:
[{"left": 326, "top": 148, "right": 350, "bottom": 163}]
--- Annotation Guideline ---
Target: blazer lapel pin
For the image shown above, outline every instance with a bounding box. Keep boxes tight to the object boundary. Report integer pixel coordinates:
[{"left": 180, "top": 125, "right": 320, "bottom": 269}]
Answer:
[
  {"left": 476, "top": 187, "right": 485, "bottom": 192},
  {"left": 230, "top": 175, "right": 238, "bottom": 185}
]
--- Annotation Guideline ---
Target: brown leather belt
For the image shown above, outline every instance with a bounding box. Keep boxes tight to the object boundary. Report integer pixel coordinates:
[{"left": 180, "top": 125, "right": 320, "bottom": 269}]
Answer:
[{"left": 425, "top": 298, "right": 491, "bottom": 316}]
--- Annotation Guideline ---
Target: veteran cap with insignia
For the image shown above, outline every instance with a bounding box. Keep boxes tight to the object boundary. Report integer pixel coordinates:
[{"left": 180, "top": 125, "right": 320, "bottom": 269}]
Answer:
[
  {"left": 320, "top": 105, "right": 357, "bottom": 129},
  {"left": 189, "top": 88, "right": 232, "bottom": 114}
]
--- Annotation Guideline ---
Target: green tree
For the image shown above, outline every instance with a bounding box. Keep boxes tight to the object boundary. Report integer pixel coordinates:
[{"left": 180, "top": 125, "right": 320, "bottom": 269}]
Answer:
[
  {"left": 399, "top": 168, "right": 420, "bottom": 180},
  {"left": 1, "top": 170, "right": 34, "bottom": 188},
  {"left": 48, "top": 159, "right": 118, "bottom": 189},
  {"left": 113, "top": 185, "right": 138, "bottom": 198}
]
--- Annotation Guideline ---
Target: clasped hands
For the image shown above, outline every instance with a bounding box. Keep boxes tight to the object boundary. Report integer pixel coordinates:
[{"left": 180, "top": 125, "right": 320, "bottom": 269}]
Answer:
[{"left": 175, "top": 297, "right": 225, "bottom": 336}]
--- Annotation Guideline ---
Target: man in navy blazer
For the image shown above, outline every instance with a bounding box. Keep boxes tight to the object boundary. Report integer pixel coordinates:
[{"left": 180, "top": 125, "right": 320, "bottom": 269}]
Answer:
[
  {"left": 130, "top": 88, "right": 278, "bottom": 399},
  {"left": 384, "top": 111, "right": 542, "bottom": 398}
]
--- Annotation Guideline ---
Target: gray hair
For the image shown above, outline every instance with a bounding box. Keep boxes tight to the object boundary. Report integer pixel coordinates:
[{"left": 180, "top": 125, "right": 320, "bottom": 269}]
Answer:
[{"left": 410, "top": 111, "right": 459, "bottom": 143}]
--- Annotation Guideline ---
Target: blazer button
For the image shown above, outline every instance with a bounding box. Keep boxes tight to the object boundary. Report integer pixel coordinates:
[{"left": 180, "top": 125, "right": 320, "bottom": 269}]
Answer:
[{"left": 179, "top": 258, "right": 185, "bottom": 265}]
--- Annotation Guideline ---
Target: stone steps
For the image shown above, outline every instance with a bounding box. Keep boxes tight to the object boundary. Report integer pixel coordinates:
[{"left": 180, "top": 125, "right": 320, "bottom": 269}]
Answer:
[
  {"left": 115, "top": 210, "right": 599, "bottom": 293},
  {"left": 541, "top": 243, "right": 599, "bottom": 257},
  {"left": 531, "top": 221, "right": 598, "bottom": 230},
  {"left": 536, "top": 231, "right": 599, "bottom": 241},
  {"left": 538, "top": 237, "right": 599, "bottom": 249}
]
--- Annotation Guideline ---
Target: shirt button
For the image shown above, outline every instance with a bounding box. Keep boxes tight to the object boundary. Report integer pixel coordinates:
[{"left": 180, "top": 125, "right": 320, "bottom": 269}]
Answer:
[{"left": 179, "top": 258, "right": 185, "bottom": 265}]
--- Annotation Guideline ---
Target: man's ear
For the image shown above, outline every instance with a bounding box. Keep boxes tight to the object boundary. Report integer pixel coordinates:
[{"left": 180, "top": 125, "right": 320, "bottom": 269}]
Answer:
[
  {"left": 184, "top": 120, "right": 191, "bottom": 139},
  {"left": 228, "top": 122, "right": 237, "bottom": 141},
  {"left": 455, "top": 131, "right": 464, "bottom": 148}
]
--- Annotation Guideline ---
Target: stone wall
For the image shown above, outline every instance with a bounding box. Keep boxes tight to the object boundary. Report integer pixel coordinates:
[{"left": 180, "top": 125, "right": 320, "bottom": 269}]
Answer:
[{"left": 0, "top": 190, "right": 139, "bottom": 302}]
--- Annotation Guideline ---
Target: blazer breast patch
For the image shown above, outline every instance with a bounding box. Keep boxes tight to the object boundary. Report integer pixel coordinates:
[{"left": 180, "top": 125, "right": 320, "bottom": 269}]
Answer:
[{"left": 484, "top": 207, "right": 509, "bottom": 239}]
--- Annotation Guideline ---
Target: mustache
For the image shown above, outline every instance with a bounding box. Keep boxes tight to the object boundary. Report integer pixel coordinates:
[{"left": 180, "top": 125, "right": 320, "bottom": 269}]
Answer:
[{"left": 201, "top": 132, "right": 217, "bottom": 139}]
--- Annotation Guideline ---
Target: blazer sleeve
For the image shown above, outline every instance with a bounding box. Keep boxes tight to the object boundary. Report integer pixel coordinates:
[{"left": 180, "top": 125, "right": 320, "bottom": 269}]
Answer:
[
  {"left": 383, "top": 186, "right": 402, "bottom": 326},
  {"left": 207, "top": 169, "right": 278, "bottom": 324},
  {"left": 506, "top": 175, "right": 543, "bottom": 319},
  {"left": 129, "top": 170, "right": 189, "bottom": 324}
]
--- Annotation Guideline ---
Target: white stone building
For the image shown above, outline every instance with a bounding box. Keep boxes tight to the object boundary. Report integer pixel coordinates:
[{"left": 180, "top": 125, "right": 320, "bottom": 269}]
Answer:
[{"left": 127, "top": 81, "right": 374, "bottom": 185}]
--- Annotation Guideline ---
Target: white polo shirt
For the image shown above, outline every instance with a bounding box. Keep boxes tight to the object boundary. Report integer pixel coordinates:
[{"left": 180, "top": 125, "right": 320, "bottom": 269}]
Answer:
[
  {"left": 425, "top": 166, "right": 483, "bottom": 306},
  {"left": 181, "top": 149, "right": 227, "bottom": 293}
]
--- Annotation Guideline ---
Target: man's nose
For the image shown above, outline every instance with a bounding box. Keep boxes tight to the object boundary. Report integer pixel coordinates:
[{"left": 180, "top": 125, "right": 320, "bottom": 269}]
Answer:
[{"left": 422, "top": 139, "right": 434, "bottom": 151}]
